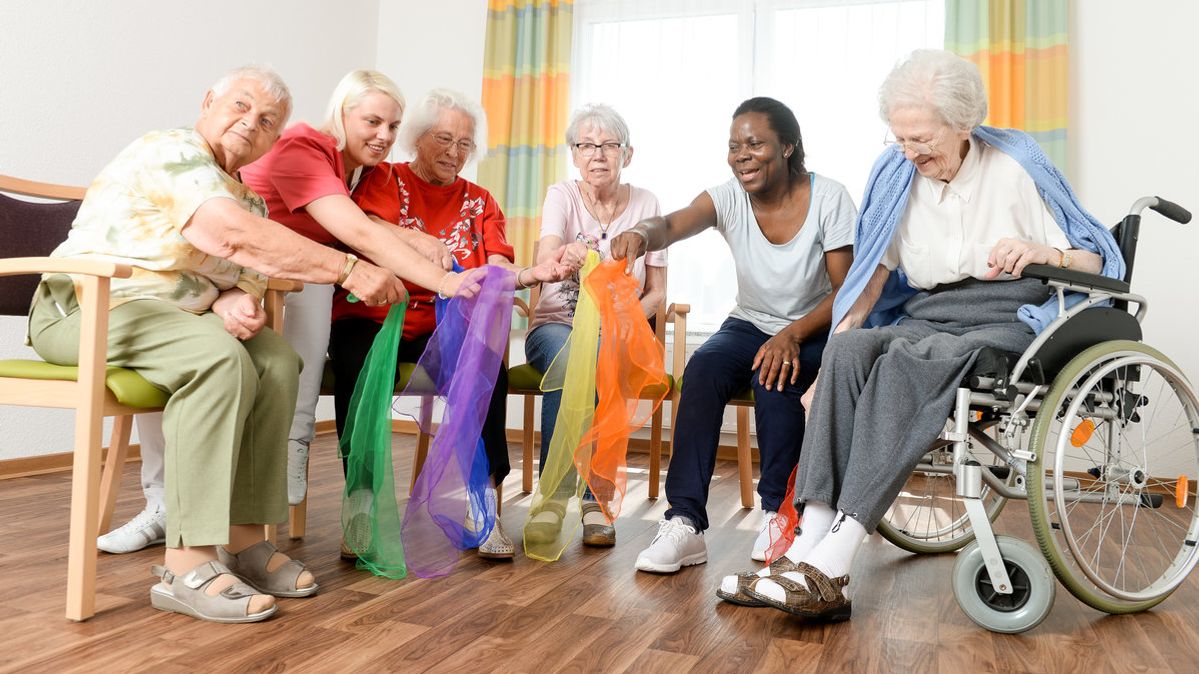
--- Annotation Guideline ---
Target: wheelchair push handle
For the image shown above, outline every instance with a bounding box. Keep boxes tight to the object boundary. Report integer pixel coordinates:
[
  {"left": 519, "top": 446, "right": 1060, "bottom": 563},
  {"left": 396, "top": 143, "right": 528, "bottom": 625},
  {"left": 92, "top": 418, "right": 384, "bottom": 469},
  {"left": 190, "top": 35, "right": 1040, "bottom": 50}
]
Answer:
[{"left": 1130, "top": 196, "right": 1192, "bottom": 224}]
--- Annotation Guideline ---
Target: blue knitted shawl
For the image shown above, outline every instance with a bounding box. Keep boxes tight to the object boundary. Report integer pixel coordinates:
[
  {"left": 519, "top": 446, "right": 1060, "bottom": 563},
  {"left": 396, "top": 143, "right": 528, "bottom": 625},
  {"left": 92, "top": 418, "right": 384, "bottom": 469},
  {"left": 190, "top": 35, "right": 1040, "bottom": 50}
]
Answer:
[{"left": 830, "top": 126, "right": 1125, "bottom": 335}]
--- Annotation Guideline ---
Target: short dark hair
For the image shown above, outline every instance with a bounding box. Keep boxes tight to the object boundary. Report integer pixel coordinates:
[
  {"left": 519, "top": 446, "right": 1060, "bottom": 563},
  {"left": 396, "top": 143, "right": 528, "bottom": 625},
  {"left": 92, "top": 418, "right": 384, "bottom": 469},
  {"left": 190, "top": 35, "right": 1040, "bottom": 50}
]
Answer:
[{"left": 733, "top": 97, "right": 806, "bottom": 177}]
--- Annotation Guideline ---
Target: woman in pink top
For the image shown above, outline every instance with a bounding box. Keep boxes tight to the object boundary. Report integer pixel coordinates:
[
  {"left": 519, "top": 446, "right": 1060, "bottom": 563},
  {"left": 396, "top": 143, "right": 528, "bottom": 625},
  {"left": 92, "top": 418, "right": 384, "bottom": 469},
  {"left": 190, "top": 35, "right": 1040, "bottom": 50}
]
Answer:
[{"left": 523, "top": 104, "right": 667, "bottom": 549}]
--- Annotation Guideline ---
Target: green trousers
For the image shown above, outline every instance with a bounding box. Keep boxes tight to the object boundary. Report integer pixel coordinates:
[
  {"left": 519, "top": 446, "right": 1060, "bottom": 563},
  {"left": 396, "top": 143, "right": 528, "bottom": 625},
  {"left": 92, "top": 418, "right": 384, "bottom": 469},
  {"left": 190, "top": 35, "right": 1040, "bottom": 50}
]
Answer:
[{"left": 29, "top": 275, "right": 301, "bottom": 547}]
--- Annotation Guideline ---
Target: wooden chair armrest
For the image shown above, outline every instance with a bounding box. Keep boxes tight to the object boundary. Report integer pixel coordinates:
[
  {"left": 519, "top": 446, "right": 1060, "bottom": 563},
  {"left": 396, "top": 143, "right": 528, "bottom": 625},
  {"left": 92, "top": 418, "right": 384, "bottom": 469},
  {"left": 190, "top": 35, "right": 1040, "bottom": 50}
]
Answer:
[
  {"left": 513, "top": 295, "right": 531, "bottom": 317},
  {"left": 0, "top": 257, "right": 132, "bottom": 279},
  {"left": 266, "top": 278, "right": 303, "bottom": 293},
  {"left": 0, "top": 174, "right": 86, "bottom": 200},
  {"left": 667, "top": 303, "right": 691, "bottom": 319}
]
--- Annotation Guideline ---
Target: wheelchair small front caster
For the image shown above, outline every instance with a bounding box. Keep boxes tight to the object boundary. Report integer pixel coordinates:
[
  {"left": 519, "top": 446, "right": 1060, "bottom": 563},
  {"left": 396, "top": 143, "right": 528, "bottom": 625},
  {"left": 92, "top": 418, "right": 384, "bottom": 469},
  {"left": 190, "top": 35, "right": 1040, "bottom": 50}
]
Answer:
[{"left": 952, "top": 535, "right": 1055, "bottom": 633}]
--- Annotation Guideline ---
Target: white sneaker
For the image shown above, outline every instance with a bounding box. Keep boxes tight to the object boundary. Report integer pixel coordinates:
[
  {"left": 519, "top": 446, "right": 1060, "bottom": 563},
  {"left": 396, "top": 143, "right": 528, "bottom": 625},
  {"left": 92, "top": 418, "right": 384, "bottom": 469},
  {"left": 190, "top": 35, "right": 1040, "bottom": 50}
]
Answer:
[
  {"left": 751, "top": 510, "right": 779, "bottom": 562},
  {"left": 287, "top": 439, "right": 309, "bottom": 506},
  {"left": 635, "top": 517, "right": 707, "bottom": 573},
  {"left": 97, "top": 504, "right": 166, "bottom": 554}
]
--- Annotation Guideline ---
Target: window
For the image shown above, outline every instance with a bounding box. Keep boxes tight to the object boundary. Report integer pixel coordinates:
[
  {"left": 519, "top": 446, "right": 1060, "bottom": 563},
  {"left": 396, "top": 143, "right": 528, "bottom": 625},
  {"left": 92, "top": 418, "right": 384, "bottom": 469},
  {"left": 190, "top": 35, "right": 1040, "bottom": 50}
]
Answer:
[{"left": 573, "top": 0, "right": 944, "bottom": 330}]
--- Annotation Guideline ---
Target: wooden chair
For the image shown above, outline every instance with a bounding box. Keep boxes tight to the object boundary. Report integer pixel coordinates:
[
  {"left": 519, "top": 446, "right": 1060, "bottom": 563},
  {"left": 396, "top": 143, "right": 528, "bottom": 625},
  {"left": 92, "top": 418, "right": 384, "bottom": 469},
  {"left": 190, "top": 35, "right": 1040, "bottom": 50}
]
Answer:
[
  {"left": 650, "top": 343, "right": 759, "bottom": 510},
  {"left": 507, "top": 272, "right": 690, "bottom": 497},
  {"left": 0, "top": 174, "right": 295, "bottom": 621}
]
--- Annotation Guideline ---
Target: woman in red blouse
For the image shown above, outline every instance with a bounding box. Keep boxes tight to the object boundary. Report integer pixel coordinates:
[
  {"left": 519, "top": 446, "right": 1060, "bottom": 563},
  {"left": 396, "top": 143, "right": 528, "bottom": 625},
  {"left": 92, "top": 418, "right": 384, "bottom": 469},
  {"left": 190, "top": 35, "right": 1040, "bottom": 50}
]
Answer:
[{"left": 332, "top": 88, "right": 576, "bottom": 559}]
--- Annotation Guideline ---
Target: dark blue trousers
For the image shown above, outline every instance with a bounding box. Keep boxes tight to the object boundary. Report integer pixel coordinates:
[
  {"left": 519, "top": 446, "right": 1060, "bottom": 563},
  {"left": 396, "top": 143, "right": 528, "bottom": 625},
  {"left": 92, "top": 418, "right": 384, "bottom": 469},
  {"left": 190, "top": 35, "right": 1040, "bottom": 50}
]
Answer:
[{"left": 664, "top": 317, "right": 825, "bottom": 531}]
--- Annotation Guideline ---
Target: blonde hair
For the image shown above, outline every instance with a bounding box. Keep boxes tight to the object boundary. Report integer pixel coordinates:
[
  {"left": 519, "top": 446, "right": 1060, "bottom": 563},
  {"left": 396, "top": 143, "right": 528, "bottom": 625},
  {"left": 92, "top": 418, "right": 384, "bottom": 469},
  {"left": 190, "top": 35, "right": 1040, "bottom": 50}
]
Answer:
[{"left": 320, "top": 70, "right": 406, "bottom": 151}]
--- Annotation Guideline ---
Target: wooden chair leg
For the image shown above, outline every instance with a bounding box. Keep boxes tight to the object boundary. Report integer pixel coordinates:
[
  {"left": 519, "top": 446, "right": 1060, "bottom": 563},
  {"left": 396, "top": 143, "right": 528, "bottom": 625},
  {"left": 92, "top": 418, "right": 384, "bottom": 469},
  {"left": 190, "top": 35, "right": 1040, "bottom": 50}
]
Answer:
[
  {"left": 522, "top": 394, "right": 535, "bottom": 493},
  {"left": 264, "top": 524, "right": 277, "bottom": 544},
  {"left": 649, "top": 405, "right": 663, "bottom": 499},
  {"left": 736, "top": 406, "right": 753, "bottom": 509},
  {"left": 66, "top": 276, "right": 108, "bottom": 622},
  {"left": 289, "top": 496, "right": 308, "bottom": 540},
  {"left": 411, "top": 396, "right": 433, "bottom": 490},
  {"left": 97, "top": 414, "right": 133, "bottom": 535}
]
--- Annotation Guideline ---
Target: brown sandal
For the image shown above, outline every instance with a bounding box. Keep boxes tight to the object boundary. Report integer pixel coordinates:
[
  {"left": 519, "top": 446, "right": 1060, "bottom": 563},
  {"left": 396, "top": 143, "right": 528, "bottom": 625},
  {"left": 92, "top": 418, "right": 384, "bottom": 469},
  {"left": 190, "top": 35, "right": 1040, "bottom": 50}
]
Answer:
[
  {"left": 743, "top": 562, "right": 852, "bottom": 621},
  {"left": 716, "top": 555, "right": 801, "bottom": 607}
]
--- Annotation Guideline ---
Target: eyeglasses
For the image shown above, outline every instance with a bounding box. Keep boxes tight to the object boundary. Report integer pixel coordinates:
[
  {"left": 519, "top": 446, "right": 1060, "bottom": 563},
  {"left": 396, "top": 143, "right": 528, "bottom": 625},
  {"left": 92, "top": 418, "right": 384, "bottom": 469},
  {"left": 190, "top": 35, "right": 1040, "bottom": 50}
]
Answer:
[
  {"left": 573, "top": 142, "right": 626, "bottom": 157},
  {"left": 430, "top": 133, "right": 476, "bottom": 154},
  {"left": 883, "top": 127, "right": 945, "bottom": 157}
]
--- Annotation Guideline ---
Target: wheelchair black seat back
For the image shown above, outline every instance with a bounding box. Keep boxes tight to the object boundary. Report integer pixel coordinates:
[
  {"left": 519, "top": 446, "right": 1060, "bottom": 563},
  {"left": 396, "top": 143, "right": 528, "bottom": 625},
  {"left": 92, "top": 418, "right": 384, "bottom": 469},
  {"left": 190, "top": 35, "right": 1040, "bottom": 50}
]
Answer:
[{"left": 877, "top": 195, "right": 1197, "bottom": 633}]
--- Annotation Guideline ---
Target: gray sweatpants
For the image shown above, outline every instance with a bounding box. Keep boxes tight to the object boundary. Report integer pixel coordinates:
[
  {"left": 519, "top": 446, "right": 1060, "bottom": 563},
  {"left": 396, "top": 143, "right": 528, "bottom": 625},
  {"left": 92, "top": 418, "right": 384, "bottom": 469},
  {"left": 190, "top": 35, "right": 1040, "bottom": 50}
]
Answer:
[{"left": 794, "top": 277, "right": 1052, "bottom": 532}]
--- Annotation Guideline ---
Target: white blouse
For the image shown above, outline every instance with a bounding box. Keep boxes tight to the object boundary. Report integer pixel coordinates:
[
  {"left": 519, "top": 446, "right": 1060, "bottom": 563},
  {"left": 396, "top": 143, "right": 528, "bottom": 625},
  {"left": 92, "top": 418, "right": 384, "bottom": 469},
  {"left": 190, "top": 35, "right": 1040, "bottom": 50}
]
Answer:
[{"left": 882, "top": 136, "right": 1070, "bottom": 290}]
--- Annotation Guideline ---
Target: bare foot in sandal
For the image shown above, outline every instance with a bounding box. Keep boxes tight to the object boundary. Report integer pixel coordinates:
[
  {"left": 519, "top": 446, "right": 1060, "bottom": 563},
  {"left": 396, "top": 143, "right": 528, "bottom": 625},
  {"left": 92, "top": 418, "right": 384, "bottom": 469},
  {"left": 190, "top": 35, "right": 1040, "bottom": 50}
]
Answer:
[{"left": 153, "top": 556, "right": 276, "bottom": 623}]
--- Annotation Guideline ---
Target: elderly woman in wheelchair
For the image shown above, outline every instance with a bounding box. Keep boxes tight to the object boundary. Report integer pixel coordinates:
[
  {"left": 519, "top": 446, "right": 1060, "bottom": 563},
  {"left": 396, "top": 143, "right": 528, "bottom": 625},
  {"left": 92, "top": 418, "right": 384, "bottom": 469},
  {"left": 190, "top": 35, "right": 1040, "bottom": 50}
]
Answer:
[{"left": 718, "top": 49, "right": 1198, "bottom": 633}]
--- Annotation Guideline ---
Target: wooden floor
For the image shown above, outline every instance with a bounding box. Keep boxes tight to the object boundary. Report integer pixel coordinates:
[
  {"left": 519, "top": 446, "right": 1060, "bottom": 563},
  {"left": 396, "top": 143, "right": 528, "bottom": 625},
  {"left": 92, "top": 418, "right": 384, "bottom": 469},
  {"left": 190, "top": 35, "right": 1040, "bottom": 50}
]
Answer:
[{"left": 2, "top": 433, "right": 1198, "bottom": 674}]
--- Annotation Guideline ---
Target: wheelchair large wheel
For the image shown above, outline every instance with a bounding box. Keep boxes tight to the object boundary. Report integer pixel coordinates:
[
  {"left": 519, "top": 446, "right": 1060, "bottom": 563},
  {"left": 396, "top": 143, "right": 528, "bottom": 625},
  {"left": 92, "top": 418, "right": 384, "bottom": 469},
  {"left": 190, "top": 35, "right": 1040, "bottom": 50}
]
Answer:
[
  {"left": 1028, "top": 341, "right": 1199, "bottom": 614},
  {"left": 952, "top": 535, "right": 1055, "bottom": 633},
  {"left": 877, "top": 441, "right": 1009, "bottom": 554}
]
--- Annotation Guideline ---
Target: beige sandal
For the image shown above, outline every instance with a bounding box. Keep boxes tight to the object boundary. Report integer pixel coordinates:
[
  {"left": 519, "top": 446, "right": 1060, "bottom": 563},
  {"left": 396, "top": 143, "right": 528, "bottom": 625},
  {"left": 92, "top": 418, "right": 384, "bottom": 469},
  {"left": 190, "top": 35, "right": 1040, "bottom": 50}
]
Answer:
[
  {"left": 149, "top": 561, "right": 276, "bottom": 623},
  {"left": 218, "top": 540, "right": 319, "bottom": 598},
  {"left": 581, "top": 501, "right": 616, "bottom": 547}
]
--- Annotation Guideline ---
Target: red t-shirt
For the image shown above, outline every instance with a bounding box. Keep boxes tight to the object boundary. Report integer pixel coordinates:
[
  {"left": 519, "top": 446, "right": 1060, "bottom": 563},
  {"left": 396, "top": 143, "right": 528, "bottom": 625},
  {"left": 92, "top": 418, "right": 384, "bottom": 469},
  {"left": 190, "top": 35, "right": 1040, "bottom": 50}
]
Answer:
[
  {"left": 335, "top": 162, "right": 515, "bottom": 339},
  {"left": 241, "top": 123, "right": 349, "bottom": 245}
]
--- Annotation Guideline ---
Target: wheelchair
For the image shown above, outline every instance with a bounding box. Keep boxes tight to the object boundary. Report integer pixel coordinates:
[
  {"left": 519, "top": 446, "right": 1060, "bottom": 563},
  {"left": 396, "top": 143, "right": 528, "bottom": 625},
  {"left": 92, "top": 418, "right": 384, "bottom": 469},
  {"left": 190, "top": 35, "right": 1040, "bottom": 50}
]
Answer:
[{"left": 874, "top": 196, "right": 1197, "bottom": 633}]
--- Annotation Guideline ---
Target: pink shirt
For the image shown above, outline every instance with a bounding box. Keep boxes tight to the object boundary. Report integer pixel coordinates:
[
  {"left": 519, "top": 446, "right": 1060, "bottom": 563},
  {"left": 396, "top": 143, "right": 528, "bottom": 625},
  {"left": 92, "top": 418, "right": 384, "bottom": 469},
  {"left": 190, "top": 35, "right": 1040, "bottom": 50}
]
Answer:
[
  {"left": 240, "top": 123, "right": 350, "bottom": 245},
  {"left": 529, "top": 180, "right": 666, "bottom": 332}
]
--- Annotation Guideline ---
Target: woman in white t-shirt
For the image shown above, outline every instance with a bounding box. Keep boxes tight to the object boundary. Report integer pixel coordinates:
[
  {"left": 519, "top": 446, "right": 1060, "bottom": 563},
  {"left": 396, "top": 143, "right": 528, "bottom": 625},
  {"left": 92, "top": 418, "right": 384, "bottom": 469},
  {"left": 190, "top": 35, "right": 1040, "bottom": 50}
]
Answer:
[
  {"left": 524, "top": 104, "right": 667, "bottom": 549},
  {"left": 609, "top": 97, "right": 857, "bottom": 575}
]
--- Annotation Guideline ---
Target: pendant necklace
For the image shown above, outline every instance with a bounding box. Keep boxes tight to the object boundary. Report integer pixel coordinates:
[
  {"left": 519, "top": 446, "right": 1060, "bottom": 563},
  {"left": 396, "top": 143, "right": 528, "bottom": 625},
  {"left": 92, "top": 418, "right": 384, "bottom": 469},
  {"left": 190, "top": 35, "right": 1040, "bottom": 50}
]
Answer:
[{"left": 583, "top": 183, "right": 625, "bottom": 239}]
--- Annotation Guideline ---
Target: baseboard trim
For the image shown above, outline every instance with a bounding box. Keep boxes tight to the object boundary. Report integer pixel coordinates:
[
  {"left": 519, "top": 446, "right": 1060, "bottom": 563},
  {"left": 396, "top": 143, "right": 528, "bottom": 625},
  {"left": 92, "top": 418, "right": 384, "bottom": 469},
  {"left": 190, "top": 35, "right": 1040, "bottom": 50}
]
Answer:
[{"left": 0, "top": 444, "right": 144, "bottom": 480}]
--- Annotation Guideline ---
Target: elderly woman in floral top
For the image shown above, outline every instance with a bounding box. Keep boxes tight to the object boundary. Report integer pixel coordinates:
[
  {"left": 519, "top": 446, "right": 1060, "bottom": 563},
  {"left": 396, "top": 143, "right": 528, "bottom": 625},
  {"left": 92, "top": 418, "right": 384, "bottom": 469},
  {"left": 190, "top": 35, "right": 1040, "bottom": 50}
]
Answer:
[{"left": 28, "top": 66, "right": 404, "bottom": 623}]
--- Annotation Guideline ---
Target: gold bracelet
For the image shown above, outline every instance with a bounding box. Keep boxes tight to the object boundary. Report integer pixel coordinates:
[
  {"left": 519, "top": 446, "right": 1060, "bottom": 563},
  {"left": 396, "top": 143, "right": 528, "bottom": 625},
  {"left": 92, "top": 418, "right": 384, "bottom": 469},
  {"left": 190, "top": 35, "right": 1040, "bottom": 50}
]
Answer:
[{"left": 336, "top": 253, "right": 359, "bottom": 286}]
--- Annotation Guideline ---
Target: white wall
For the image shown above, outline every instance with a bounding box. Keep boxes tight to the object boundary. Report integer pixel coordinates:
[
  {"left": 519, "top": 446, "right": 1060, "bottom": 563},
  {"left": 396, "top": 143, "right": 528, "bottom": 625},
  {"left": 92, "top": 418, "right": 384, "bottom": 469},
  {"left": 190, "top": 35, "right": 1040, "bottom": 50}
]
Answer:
[
  {"left": 0, "top": 0, "right": 381, "bottom": 459},
  {"left": 1069, "top": 0, "right": 1199, "bottom": 384}
]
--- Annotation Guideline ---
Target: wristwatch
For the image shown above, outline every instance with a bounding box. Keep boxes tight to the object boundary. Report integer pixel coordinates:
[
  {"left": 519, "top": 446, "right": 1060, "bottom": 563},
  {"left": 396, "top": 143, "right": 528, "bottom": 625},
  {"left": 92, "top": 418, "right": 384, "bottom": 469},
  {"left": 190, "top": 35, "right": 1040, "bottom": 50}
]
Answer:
[{"left": 1055, "top": 248, "right": 1073, "bottom": 269}]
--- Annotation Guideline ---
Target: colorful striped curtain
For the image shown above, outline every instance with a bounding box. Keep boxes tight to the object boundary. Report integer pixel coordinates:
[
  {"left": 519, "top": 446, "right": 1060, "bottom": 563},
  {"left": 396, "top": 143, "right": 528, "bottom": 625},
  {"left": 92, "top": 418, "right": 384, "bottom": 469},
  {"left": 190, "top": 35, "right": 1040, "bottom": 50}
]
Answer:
[
  {"left": 478, "top": 0, "right": 573, "bottom": 267},
  {"left": 945, "top": 0, "right": 1069, "bottom": 170}
]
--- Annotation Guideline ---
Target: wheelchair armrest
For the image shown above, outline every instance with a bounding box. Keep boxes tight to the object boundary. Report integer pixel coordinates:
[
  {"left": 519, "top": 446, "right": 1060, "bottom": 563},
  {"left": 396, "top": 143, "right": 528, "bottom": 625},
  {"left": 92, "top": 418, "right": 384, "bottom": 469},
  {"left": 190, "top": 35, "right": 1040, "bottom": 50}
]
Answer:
[{"left": 1021, "top": 264, "right": 1129, "bottom": 294}]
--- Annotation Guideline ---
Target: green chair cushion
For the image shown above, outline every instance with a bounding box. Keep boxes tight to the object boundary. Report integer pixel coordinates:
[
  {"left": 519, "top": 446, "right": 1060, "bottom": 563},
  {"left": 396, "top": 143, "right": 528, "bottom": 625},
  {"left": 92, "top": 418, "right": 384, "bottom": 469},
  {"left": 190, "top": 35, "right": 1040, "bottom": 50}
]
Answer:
[
  {"left": 507, "top": 363, "right": 544, "bottom": 392},
  {"left": 0, "top": 359, "right": 168, "bottom": 408},
  {"left": 508, "top": 362, "right": 674, "bottom": 398},
  {"left": 318, "top": 359, "right": 421, "bottom": 396}
]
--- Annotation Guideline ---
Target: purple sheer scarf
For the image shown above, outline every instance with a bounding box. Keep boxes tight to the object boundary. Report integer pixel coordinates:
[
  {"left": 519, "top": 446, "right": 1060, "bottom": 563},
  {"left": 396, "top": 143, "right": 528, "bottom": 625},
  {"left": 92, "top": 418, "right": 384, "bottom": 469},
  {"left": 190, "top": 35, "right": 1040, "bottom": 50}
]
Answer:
[{"left": 398, "top": 265, "right": 514, "bottom": 577}]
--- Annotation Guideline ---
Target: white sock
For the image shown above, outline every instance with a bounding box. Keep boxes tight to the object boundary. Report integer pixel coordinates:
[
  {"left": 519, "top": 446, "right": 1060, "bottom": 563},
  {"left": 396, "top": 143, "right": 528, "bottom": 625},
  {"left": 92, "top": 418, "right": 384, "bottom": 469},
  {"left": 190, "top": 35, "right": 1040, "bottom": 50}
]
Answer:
[
  {"left": 721, "top": 502, "right": 837, "bottom": 597},
  {"left": 783, "top": 501, "right": 837, "bottom": 563},
  {"left": 755, "top": 510, "right": 866, "bottom": 602}
]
